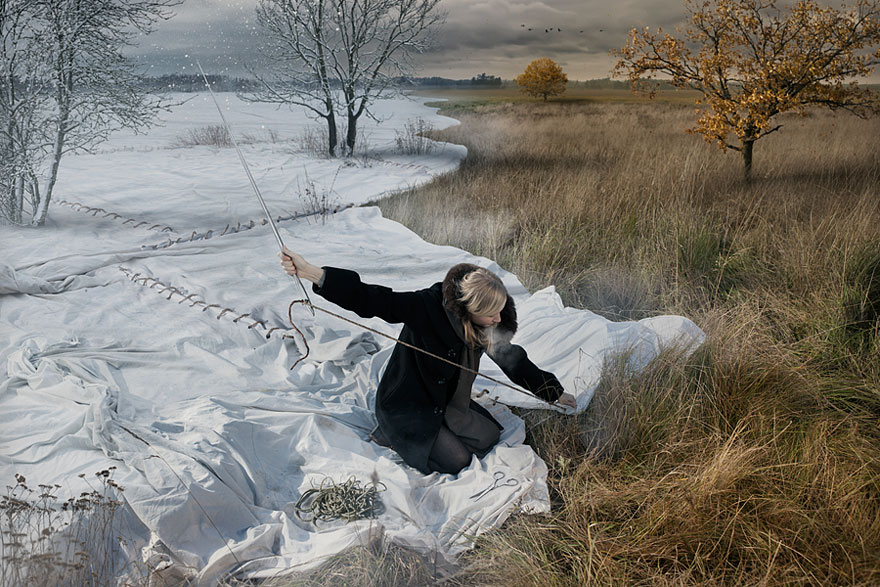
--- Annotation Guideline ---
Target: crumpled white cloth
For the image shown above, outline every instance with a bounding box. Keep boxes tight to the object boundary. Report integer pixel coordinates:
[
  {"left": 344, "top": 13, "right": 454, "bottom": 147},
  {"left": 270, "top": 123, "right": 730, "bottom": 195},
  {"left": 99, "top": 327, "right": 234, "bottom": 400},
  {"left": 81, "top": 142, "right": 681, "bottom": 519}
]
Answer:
[
  {"left": 1, "top": 336, "right": 549, "bottom": 585},
  {"left": 0, "top": 263, "right": 65, "bottom": 294},
  {"left": 0, "top": 94, "right": 705, "bottom": 585}
]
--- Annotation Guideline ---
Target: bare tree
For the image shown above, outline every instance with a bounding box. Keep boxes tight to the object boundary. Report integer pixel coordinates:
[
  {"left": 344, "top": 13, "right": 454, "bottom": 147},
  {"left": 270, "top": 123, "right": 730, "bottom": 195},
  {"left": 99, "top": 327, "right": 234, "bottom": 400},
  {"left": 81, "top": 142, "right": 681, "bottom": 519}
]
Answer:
[
  {"left": 334, "top": 0, "right": 445, "bottom": 155},
  {"left": 252, "top": 0, "right": 341, "bottom": 156},
  {"left": 252, "top": 0, "right": 445, "bottom": 156},
  {"left": 0, "top": 0, "right": 181, "bottom": 226},
  {"left": 0, "top": 0, "right": 50, "bottom": 224}
]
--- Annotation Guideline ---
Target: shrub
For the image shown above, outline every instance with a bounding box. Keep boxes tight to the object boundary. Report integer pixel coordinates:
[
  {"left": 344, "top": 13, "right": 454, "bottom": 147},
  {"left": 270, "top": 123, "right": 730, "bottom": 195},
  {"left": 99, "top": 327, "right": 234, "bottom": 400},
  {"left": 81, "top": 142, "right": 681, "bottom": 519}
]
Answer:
[
  {"left": 171, "top": 125, "right": 233, "bottom": 148},
  {"left": 394, "top": 117, "right": 436, "bottom": 155}
]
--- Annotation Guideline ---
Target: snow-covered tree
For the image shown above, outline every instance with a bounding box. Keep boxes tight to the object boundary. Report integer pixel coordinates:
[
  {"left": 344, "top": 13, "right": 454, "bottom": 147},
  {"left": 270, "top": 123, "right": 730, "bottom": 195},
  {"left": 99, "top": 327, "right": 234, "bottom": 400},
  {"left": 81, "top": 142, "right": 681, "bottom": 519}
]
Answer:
[
  {"left": 0, "top": 0, "right": 50, "bottom": 224},
  {"left": 252, "top": 0, "right": 445, "bottom": 156},
  {"left": 0, "top": 0, "right": 180, "bottom": 226}
]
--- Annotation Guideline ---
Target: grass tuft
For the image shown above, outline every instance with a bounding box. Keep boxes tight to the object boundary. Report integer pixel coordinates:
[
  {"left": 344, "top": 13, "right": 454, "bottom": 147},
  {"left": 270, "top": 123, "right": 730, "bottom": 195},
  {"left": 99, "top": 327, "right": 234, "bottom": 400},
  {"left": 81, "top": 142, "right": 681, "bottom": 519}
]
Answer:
[{"left": 171, "top": 124, "right": 233, "bottom": 148}]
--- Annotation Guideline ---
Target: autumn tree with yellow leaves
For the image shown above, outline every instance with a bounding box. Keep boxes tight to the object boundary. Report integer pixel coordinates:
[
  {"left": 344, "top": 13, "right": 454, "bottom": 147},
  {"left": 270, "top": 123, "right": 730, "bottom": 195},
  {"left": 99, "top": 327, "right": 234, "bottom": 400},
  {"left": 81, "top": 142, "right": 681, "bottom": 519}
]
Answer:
[
  {"left": 516, "top": 58, "right": 569, "bottom": 101},
  {"left": 614, "top": 0, "right": 880, "bottom": 179}
]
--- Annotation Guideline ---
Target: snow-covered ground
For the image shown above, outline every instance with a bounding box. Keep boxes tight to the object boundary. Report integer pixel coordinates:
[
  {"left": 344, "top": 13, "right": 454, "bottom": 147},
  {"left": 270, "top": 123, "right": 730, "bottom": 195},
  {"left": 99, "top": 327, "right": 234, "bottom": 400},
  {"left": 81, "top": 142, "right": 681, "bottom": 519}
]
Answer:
[{"left": 0, "top": 94, "right": 704, "bottom": 584}]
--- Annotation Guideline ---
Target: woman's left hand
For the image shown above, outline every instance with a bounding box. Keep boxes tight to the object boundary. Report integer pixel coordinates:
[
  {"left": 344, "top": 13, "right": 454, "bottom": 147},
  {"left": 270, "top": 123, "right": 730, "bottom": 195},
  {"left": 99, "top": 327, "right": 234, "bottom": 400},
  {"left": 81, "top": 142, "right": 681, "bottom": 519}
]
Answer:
[{"left": 555, "top": 392, "right": 577, "bottom": 411}]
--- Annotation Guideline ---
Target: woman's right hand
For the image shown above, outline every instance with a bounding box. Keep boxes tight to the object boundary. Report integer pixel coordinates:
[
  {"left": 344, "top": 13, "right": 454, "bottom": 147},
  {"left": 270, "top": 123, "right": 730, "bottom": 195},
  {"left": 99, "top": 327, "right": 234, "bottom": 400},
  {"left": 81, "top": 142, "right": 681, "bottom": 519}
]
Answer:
[
  {"left": 555, "top": 392, "right": 577, "bottom": 411},
  {"left": 279, "top": 247, "right": 324, "bottom": 284}
]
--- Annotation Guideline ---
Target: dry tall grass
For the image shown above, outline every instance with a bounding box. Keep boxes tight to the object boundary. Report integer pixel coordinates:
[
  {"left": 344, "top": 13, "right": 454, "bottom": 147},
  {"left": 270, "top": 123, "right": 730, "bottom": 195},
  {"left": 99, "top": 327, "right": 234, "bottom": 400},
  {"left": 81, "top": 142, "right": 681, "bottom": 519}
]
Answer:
[
  {"left": 1, "top": 469, "right": 148, "bottom": 586},
  {"left": 368, "top": 100, "right": 880, "bottom": 585}
]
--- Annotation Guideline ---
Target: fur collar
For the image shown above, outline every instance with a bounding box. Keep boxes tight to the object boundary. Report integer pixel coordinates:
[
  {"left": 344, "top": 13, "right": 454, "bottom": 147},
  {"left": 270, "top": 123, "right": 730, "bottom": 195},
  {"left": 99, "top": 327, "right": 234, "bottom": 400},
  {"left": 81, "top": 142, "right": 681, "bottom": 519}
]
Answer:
[{"left": 441, "top": 263, "right": 517, "bottom": 343}]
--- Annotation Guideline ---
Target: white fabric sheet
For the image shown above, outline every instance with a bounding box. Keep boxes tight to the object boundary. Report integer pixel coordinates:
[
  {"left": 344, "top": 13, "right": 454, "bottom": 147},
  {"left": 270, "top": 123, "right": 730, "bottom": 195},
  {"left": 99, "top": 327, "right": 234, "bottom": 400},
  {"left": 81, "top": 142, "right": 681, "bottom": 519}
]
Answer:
[{"left": 0, "top": 94, "right": 704, "bottom": 584}]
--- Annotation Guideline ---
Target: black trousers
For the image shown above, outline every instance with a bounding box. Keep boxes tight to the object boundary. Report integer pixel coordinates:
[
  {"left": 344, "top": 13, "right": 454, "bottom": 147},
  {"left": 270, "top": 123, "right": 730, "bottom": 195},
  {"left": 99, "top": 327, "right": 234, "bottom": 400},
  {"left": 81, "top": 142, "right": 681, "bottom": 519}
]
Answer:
[{"left": 370, "top": 423, "right": 477, "bottom": 475}]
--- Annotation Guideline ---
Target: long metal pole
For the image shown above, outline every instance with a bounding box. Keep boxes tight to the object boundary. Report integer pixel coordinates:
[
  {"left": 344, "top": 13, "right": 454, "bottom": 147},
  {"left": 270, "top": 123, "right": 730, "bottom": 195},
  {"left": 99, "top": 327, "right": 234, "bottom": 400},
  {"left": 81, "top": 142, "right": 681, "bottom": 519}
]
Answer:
[{"left": 196, "top": 61, "right": 313, "bottom": 313}]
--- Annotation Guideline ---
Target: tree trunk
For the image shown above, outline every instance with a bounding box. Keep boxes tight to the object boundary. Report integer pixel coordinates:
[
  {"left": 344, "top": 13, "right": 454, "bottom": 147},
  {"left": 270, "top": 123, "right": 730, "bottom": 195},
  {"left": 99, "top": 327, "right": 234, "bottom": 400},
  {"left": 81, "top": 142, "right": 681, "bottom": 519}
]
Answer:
[
  {"left": 326, "top": 108, "right": 338, "bottom": 157},
  {"left": 33, "top": 79, "right": 69, "bottom": 226},
  {"left": 346, "top": 110, "right": 357, "bottom": 156},
  {"left": 32, "top": 127, "right": 64, "bottom": 226},
  {"left": 742, "top": 138, "right": 754, "bottom": 181},
  {"left": 3, "top": 79, "right": 19, "bottom": 222},
  {"left": 14, "top": 175, "right": 24, "bottom": 224}
]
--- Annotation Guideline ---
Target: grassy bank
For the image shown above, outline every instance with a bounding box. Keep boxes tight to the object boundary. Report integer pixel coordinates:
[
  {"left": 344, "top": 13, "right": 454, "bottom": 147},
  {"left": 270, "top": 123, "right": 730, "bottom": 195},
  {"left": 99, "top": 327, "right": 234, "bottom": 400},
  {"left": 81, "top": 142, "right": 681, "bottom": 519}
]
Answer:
[{"left": 367, "top": 97, "right": 879, "bottom": 584}]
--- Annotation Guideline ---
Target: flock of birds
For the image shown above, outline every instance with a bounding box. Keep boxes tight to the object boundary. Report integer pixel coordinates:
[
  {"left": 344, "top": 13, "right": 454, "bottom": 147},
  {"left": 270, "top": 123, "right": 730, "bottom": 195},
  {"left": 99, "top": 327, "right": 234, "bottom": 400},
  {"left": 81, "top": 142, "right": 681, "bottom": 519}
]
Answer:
[{"left": 520, "top": 24, "right": 602, "bottom": 33}]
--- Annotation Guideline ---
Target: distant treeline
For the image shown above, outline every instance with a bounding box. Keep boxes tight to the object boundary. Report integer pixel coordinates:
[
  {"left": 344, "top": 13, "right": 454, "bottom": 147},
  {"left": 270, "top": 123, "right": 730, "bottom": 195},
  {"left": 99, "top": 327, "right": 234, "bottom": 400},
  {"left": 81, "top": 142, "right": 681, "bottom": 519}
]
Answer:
[
  {"left": 139, "top": 73, "right": 508, "bottom": 92},
  {"left": 138, "top": 74, "right": 260, "bottom": 92},
  {"left": 136, "top": 74, "right": 880, "bottom": 94},
  {"left": 402, "top": 73, "right": 504, "bottom": 87},
  {"left": 406, "top": 77, "right": 684, "bottom": 90}
]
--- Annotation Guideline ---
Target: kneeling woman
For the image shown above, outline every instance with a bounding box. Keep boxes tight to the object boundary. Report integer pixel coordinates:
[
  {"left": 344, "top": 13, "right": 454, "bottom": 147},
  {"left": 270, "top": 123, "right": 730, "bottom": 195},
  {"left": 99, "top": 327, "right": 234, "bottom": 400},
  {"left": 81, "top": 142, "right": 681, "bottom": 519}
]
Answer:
[{"left": 280, "top": 249, "right": 577, "bottom": 475}]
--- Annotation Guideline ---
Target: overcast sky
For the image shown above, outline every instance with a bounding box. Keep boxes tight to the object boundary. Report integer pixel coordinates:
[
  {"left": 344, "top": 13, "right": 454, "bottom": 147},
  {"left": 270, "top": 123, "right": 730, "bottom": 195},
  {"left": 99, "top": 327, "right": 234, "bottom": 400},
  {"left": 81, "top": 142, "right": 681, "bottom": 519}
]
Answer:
[
  {"left": 130, "top": 0, "right": 878, "bottom": 82},
  {"left": 130, "top": 0, "right": 692, "bottom": 80}
]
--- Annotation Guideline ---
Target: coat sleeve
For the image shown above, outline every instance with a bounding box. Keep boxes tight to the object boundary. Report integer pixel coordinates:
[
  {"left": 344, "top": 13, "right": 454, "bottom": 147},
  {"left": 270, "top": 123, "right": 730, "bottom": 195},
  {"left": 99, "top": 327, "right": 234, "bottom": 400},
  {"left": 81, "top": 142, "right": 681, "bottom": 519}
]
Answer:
[
  {"left": 487, "top": 343, "right": 564, "bottom": 403},
  {"left": 312, "top": 266, "right": 428, "bottom": 325}
]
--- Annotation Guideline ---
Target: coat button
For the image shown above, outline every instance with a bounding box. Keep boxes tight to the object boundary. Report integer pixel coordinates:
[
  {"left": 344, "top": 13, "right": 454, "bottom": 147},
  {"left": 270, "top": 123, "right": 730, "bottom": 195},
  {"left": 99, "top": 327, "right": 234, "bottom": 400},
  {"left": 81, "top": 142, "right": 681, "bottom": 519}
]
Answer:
[
  {"left": 447, "top": 349, "right": 456, "bottom": 358},
  {"left": 437, "top": 378, "right": 446, "bottom": 385},
  {"left": 433, "top": 406, "right": 443, "bottom": 415}
]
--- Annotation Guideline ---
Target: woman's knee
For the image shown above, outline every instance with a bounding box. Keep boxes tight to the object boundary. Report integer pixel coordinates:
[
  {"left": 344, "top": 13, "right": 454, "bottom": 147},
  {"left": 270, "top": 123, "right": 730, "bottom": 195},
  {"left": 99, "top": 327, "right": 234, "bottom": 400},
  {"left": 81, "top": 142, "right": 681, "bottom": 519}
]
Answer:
[
  {"left": 428, "top": 451, "right": 471, "bottom": 475},
  {"left": 428, "top": 426, "right": 473, "bottom": 474}
]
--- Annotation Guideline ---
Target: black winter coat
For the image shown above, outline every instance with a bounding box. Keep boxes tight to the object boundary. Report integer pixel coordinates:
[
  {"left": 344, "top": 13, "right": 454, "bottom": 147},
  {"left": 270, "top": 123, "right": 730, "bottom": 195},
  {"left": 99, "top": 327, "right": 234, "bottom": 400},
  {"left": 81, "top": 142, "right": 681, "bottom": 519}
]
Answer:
[{"left": 313, "top": 263, "right": 564, "bottom": 474}]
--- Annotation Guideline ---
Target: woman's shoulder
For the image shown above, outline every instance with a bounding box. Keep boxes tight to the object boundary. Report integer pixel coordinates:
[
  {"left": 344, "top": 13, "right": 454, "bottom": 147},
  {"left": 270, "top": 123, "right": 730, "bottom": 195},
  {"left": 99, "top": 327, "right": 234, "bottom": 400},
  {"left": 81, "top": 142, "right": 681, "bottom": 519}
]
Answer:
[
  {"left": 416, "top": 282, "right": 445, "bottom": 313},
  {"left": 412, "top": 282, "right": 452, "bottom": 325},
  {"left": 389, "top": 281, "right": 444, "bottom": 316}
]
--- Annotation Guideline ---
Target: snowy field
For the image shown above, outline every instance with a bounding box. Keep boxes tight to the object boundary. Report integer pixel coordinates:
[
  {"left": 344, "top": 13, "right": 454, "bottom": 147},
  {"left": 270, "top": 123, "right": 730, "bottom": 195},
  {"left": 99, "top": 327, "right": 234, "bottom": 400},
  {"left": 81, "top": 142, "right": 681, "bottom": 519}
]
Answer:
[{"left": 0, "top": 94, "right": 704, "bottom": 583}]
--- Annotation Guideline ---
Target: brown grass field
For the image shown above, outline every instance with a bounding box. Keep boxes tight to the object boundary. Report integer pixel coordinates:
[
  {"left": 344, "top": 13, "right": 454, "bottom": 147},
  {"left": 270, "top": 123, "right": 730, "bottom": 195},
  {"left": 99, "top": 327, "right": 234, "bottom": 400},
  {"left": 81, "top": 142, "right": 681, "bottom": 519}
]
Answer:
[
  {"left": 11, "top": 88, "right": 876, "bottom": 586},
  {"left": 348, "top": 88, "right": 880, "bottom": 585}
]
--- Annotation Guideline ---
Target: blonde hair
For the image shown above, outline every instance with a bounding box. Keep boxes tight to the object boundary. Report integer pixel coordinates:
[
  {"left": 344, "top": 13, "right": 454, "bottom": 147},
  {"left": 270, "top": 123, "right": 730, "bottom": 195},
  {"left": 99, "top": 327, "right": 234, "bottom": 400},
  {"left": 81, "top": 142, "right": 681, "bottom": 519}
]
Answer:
[{"left": 458, "top": 268, "right": 507, "bottom": 349}]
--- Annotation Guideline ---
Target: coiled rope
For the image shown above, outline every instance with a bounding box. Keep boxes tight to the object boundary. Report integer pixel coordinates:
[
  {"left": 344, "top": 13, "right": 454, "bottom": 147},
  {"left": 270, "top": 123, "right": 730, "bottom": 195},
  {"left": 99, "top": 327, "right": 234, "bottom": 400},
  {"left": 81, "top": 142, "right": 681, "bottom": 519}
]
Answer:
[{"left": 294, "top": 476, "right": 386, "bottom": 524}]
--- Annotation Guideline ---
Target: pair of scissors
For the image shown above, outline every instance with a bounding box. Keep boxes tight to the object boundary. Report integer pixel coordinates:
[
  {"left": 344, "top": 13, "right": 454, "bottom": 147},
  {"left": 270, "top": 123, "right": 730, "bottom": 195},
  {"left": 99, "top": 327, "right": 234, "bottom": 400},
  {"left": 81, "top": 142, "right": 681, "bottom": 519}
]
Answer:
[{"left": 469, "top": 471, "right": 519, "bottom": 500}]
